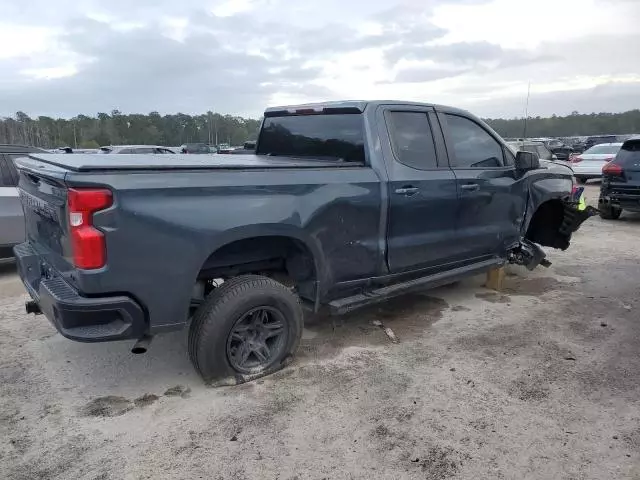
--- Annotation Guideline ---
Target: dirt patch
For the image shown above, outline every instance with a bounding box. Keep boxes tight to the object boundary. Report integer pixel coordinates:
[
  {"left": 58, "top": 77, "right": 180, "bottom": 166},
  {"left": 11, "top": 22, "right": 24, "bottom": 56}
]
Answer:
[
  {"left": 416, "top": 445, "right": 467, "bottom": 479},
  {"left": 134, "top": 393, "right": 159, "bottom": 408},
  {"left": 475, "top": 292, "right": 511, "bottom": 303},
  {"left": 451, "top": 305, "right": 471, "bottom": 312},
  {"left": 503, "top": 276, "right": 566, "bottom": 296},
  {"left": 164, "top": 385, "right": 192, "bottom": 398},
  {"left": 299, "top": 294, "right": 448, "bottom": 362},
  {"left": 81, "top": 396, "right": 133, "bottom": 417},
  {"left": 509, "top": 378, "right": 551, "bottom": 401}
]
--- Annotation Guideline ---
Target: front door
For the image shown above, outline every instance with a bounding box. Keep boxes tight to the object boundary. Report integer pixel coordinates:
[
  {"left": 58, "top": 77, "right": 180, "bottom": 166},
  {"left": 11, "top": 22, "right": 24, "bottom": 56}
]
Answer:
[
  {"left": 437, "top": 112, "right": 526, "bottom": 260},
  {"left": 379, "top": 107, "right": 460, "bottom": 274}
]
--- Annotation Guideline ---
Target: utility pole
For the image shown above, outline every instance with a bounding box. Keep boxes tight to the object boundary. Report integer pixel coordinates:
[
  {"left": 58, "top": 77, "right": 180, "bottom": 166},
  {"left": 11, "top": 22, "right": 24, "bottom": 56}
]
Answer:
[
  {"left": 522, "top": 82, "right": 531, "bottom": 140},
  {"left": 73, "top": 121, "right": 78, "bottom": 149}
]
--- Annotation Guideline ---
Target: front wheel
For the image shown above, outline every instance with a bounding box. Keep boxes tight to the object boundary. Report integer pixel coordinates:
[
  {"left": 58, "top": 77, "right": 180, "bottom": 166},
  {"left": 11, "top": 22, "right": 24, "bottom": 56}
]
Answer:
[
  {"left": 576, "top": 177, "right": 587, "bottom": 184},
  {"left": 188, "top": 275, "right": 303, "bottom": 384}
]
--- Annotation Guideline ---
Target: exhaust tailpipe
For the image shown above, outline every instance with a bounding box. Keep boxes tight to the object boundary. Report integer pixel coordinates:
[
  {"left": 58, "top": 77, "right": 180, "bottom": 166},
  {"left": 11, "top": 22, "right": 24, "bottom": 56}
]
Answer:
[
  {"left": 131, "top": 335, "right": 152, "bottom": 354},
  {"left": 25, "top": 300, "right": 42, "bottom": 315}
]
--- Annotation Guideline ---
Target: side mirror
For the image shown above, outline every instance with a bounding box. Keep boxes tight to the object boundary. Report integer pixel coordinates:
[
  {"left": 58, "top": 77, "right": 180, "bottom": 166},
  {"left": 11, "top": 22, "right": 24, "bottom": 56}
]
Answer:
[
  {"left": 515, "top": 150, "right": 540, "bottom": 171},
  {"left": 552, "top": 154, "right": 558, "bottom": 161}
]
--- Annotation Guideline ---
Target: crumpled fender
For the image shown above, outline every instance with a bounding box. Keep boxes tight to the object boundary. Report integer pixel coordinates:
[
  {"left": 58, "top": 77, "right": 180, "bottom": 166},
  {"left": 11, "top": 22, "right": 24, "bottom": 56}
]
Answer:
[
  {"left": 521, "top": 176, "right": 597, "bottom": 252},
  {"left": 521, "top": 176, "right": 573, "bottom": 234}
]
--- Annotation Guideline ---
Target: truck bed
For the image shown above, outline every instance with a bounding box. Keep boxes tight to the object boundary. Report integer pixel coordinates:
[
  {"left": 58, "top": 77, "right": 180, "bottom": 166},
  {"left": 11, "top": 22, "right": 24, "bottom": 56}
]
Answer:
[{"left": 21, "top": 153, "right": 359, "bottom": 172}]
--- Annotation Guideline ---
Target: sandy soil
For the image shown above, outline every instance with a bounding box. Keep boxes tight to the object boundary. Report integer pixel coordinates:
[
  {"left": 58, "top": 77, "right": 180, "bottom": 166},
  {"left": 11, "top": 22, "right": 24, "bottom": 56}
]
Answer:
[{"left": 1, "top": 184, "right": 640, "bottom": 480}]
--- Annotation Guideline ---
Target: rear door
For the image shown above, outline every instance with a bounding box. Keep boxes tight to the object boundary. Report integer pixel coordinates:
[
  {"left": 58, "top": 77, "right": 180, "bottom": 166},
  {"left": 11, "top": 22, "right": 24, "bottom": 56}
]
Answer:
[
  {"left": 437, "top": 111, "right": 526, "bottom": 260},
  {"left": 378, "top": 106, "right": 460, "bottom": 274},
  {"left": 0, "top": 154, "right": 25, "bottom": 249}
]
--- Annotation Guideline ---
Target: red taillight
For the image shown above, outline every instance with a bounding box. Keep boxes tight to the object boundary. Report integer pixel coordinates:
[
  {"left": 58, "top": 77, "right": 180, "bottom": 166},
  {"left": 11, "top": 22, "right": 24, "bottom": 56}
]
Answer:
[
  {"left": 67, "top": 188, "right": 112, "bottom": 269},
  {"left": 572, "top": 156, "right": 583, "bottom": 163},
  {"left": 602, "top": 161, "right": 623, "bottom": 176}
]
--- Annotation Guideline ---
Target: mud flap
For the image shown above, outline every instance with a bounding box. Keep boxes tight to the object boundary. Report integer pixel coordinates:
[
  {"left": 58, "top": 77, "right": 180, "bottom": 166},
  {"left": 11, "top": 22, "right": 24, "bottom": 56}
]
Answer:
[{"left": 559, "top": 199, "right": 598, "bottom": 237}]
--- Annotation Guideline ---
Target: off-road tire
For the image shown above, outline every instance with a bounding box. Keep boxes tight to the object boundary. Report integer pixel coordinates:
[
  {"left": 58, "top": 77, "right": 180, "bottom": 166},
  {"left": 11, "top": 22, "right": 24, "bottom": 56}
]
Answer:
[
  {"left": 188, "top": 275, "right": 303, "bottom": 383},
  {"left": 599, "top": 205, "right": 622, "bottom": 220}
]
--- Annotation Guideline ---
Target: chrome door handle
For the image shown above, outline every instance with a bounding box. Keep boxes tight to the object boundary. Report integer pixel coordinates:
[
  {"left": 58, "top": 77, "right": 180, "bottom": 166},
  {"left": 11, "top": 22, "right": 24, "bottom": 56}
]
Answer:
[
  {"left": 461, "top": 183, "right": 480, "bottom": 191},
  {"left": 394, "top": 187, "right": 419, "bottom": 196}
]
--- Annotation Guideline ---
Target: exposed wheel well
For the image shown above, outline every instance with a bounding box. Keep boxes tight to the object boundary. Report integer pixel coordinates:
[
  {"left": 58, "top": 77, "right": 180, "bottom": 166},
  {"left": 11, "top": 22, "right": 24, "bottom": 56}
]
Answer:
[
  {"left": 525, "top": 199, "right": 569, "bottom": 250},
  {"left": 196, "top": 236, "right": 317, "bottom": 301}
]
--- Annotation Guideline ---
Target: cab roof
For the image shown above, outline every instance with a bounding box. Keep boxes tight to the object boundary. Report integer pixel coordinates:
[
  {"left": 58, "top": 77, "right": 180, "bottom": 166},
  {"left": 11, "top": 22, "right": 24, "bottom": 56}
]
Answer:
[{"left": 264, "top": 100, "right": 467, "bottom": 116}]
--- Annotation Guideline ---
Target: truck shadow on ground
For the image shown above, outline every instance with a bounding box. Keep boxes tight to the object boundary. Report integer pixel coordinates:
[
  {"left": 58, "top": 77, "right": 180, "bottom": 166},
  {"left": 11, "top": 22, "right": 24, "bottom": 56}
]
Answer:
[{"left": 0, "top": 259, "right": 16, "bottom": 276}]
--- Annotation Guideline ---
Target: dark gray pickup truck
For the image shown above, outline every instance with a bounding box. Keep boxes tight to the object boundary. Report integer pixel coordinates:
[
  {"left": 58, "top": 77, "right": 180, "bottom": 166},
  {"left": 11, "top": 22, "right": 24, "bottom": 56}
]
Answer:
[{"left": 13, "top": 101, "right": 594, "bottom": 383}]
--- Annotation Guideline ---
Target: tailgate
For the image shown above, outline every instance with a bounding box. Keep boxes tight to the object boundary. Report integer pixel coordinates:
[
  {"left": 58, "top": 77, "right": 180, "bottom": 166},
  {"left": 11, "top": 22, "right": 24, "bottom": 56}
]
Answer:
[{"left": 14, "top": 156, "right": 73, "bottom": 273}]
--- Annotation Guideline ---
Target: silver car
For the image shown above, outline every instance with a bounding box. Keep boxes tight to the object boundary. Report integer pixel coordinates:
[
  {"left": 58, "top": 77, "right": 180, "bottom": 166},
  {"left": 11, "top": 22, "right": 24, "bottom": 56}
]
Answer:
[
  {"left": 571, "top": 143, "right": 623, "bottom": 184},
  {"left": 99, "top": 145, "right": 177, "bottom": 154},
  {"left": 1, "top": 145, "right": 47, "bottom": 258}
]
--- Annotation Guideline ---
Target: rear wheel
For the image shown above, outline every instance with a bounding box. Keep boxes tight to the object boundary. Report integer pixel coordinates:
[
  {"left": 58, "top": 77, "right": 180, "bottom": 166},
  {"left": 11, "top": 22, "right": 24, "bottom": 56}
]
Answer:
[
  {"left": 599, "top": 204, "right": 622, "bottom": 220},
  {"left": 188, "top": 275, "right": 303, "bottom": 383}
]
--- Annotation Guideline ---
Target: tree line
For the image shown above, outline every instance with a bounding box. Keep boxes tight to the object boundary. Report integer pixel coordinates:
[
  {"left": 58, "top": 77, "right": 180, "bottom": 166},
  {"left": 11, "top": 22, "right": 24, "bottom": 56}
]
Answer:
[
  {"left": 1, "top": 109, "right": 639, "bottom": 149},
  {"left": 485, "top": 110, "right": 640, "bottom": 139},
  {"left": 0, "top": 110, "right": 261, "bottom": 149}
]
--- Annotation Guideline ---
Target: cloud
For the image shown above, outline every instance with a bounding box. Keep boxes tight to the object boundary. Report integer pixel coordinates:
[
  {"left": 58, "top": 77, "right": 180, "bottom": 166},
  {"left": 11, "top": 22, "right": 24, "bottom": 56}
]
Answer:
[
  {"left": 387, "top": 65, "right": 471, "bottom": 83},
  {"left": 1, "top": 15, "right": 330, "bottom": 117},
  {"left": 0, "top": 0, "right": 638, "bottom": 119}
]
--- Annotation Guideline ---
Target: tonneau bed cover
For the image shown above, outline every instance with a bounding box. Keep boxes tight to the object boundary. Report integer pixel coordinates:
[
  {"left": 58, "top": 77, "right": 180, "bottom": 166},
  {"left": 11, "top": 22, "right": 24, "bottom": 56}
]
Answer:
[{"left": 16, "top": 153, "right": 359, "bottom": 172}]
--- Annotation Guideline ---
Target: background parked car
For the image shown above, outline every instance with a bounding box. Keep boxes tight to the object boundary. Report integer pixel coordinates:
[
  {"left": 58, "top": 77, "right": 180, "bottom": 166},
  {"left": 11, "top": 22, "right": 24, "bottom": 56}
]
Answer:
[
  {"left": 584, "top": 135, "right": 624, "bottom": 150},
  {"left": 598, "top": 136, "right": 640, "bottom": 219},
  {"left": 507, "top": 140, "right": 556, "bottom": 161},
  {"left": 179, "top": 143, "right": 212, "bottom": 154},
  {"left": 0, "top": 144, "right": 48, "bottom": 258},
  {"left": 229, "top": 140, "right": 256, "bottom": 154},
  {"left": 100, "top": 145, "right": 176, "bottom": 154},
  {"left": 571, "top": 143, "right": 623, "bottom": 183}
]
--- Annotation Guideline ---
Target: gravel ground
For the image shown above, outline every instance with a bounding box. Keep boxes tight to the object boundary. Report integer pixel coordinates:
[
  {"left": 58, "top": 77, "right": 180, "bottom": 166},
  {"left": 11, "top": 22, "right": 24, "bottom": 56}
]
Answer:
[{"left": 2, "top": 184, "right": 640, "bottom": 480}]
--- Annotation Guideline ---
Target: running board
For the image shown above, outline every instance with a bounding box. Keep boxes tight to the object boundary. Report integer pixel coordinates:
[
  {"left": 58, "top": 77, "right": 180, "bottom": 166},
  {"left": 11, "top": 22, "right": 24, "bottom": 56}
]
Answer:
[{"left": 328, "top": 258, "right": 504, "bottom": 315}]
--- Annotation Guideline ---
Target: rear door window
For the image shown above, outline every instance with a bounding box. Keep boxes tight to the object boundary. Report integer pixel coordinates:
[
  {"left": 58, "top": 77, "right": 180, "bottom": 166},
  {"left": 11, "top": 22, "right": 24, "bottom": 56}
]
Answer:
[
  {"left": 132, "top": 148, "right": 155, "bottom": 154},
  {"left": 616, "top": 140, "right": 640, "bottom": 170},
  {"left": 386, "top": 111, "right": 439, "bottom": 170},
  {"left": 257, "top": 114, "right": 365, "bottom": 162}
]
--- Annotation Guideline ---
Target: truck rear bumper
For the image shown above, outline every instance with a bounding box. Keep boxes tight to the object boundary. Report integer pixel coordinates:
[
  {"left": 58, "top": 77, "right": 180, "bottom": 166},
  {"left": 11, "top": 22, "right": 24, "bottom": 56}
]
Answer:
[{"left": 13, "top": 242, "right": 147, "bottom": 342}]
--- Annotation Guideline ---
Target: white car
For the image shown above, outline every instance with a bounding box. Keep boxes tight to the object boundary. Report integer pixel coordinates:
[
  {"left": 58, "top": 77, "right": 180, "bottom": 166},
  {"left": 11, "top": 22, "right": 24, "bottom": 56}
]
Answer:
[{"left": 571, "top": 143, "right": 623, "bottom": 184}]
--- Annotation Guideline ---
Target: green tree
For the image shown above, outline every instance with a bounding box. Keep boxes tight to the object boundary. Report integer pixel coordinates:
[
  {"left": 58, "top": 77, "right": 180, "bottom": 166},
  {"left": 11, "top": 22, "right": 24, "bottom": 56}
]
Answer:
[{"left": 79, "top": 139, "right": 100, "bottom": 148}]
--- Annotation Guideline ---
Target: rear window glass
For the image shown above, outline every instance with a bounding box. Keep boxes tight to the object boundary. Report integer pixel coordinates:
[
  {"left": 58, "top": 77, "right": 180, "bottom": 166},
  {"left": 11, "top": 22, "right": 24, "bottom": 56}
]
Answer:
[
  {"left": 257, "top": 114, "right": 365, "bottom": 162},
  {"left": 616, "top": 140, "right": 640, "bottom": 165},
  {"left": 585, "top": 144, "right": 621, "bottom": 155}
]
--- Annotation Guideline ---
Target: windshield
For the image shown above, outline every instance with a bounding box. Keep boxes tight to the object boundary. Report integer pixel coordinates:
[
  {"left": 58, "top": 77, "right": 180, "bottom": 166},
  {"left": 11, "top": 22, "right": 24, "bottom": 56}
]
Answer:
[
  {"left": 585, "top": 144, "right": 621, "bottom": 155},
  {"left": 257, "top": 114, "right": 365, "bottom": 162},
  {"left": 99, "top": 147, "right": 112, "bottom": 154}
]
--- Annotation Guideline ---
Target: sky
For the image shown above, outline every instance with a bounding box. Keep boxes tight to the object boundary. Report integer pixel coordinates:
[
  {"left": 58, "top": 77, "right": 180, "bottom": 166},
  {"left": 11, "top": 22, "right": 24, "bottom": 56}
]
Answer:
[{"left": 0, "top": 0, "right": 638, "bottom": 119}]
